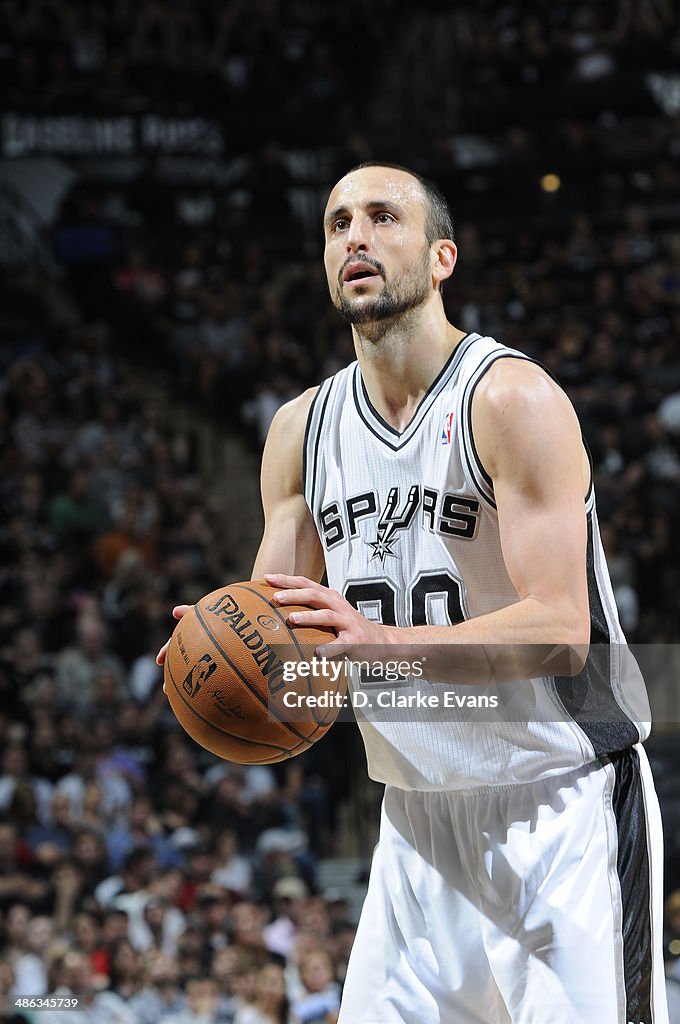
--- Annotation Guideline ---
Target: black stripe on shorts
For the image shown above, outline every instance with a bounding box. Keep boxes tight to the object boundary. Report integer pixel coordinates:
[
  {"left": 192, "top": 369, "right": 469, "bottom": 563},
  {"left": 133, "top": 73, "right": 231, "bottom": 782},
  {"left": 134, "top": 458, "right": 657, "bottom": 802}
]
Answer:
[{"left": 609, "top": 746, "right": 653, "bottom": 1023}]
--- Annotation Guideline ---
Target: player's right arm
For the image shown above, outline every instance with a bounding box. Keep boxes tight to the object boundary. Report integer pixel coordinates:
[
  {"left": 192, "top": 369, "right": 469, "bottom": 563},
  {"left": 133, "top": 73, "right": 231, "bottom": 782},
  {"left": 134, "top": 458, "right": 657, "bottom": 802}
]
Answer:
[
  {"left": 156, "top": 388, "right": 323, "bottom": 666},
  {"left": 251, "top": 387, "right": 325, "bottom": 580}
]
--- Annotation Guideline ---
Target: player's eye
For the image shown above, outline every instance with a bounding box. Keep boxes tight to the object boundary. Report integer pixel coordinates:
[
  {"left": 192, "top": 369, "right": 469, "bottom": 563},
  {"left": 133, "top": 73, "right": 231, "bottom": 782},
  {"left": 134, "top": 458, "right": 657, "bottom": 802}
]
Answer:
[
  {"left": 375, "top": 212, "right": 395, "bottom": 224},
  {"left": 332, "top": 218, "right": 348, "bottom": 232}
]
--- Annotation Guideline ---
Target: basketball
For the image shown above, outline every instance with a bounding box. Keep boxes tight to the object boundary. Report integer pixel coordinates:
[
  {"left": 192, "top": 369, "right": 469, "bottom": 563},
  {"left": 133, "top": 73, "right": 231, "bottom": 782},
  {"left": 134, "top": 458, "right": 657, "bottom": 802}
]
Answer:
[{"left": 163, "top": 580, "right": 347, "bottom": 764}]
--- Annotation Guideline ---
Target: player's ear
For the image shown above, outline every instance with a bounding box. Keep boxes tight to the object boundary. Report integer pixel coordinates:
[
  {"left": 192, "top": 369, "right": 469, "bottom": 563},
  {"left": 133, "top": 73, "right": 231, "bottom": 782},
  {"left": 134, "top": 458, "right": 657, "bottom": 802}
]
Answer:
[{"left": 432, "top": 240, "right": 457, "bottom": 288}]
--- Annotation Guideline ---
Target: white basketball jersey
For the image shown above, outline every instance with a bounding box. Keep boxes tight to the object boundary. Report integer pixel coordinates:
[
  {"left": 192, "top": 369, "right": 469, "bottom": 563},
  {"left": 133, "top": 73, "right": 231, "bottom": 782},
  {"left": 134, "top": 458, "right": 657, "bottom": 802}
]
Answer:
[{"left": 303, "top": 333, "right": 651, "bottom": 790}]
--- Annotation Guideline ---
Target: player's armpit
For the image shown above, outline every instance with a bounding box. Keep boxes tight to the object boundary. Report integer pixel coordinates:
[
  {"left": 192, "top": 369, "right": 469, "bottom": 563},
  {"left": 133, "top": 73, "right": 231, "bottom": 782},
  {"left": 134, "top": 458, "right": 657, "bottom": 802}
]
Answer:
[
  {"left": 252, "top": 388, "right": 325, "bottom": 582},
  {"left": 472, "top": 358, "right": 591, "bottom": 658}
]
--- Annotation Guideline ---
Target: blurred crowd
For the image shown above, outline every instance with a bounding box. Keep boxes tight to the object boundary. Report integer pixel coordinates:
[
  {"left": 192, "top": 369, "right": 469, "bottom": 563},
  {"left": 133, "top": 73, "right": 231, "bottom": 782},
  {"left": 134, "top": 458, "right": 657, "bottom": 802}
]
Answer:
[
  {"left": 2, "top": 0, "right": 680, "bottom": 1020},
  {"left": 0, "top": 0, "right": 677, "bottom": 138},
  {"left": 0, "top": 278, "right": 353, "bottom": 1021}
]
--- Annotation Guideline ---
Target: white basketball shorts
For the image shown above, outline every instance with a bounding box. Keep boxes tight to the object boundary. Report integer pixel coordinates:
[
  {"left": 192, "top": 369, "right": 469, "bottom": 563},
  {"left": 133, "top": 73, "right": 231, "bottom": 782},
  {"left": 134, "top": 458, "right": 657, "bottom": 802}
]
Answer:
[{"left": 339, "top": 745, "right": 667, "bottom": 1024}]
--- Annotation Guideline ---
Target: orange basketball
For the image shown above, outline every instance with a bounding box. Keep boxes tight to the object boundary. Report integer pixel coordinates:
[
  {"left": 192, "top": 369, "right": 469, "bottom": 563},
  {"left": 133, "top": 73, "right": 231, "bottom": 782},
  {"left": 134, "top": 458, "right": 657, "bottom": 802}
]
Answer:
[{"left": 163, "top": 581, "right": 347, "bottom": 764}]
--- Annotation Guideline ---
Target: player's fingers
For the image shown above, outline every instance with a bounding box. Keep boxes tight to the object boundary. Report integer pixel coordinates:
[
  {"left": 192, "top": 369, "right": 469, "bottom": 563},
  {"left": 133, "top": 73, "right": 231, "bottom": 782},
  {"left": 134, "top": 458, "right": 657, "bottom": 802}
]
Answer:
[
  {"left": 265, "top": 573, "right": 320, "bottom": 590},
  {"left": 156, "top": 640, "right": 170, "bottom": 666},
  {"left": 287, "top": 609, "right": 339, "bottom": 629},
  {"left": 316, "top": 637, "right": 351, "bottom": 659},
  {"left": 157, "top": 606, "right": 191, "bottom": 664},
  {"left": 273, "top": 588, "right": 337, "bottom": 609}
]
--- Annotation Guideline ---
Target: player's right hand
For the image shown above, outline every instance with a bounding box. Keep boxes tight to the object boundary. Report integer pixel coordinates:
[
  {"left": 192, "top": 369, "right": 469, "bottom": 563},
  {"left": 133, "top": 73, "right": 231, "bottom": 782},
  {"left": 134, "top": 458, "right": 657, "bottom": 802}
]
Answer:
[{"left": 156, "top": 605, "right": 192, "bottom": 667}]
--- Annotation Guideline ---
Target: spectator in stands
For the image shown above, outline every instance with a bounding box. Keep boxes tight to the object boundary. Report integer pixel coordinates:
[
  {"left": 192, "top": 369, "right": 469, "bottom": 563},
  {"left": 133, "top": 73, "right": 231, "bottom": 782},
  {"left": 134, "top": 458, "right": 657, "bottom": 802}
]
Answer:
[
  {"left": 0, "top": 744, "right": 53, "bottom": 824},
  {"left": 54, "top": 615, "right": 126, "bottom": 714},
  {"left": 129, "top": 949, "right": 187, "bottom": 1023},
  {"left": 168, "top": 924, "right": 206, "bottom": 981},
  {"left": 125, "top": 884, "right": 186, "bottom": 956},
  {"left": 94, "top": 497, "right": 159, "bottom": 581},
  {"left": 229, "top": 902, "right": 271, "bottom": 970},
  {"left": 100, "top": 908, "right": 131, "bottom": 949},
  {"left": 107, "top": 936, "right": 142, "bottom": 1002},
  {"left": 211, "top": 828, "right": 253, "bottom": 897},
  {"left": 56, "top": 745, "right": 131, "bottom": 823},
  {"left": 234, "top": 961, "right": 290, "bottom": 1024},
  {"left": 0, "top": 825, "right": 50, "bottom": 910},
  {"left": 27, "top": 715, "right": 65, "bottom": 788},
  {"left": 290, "top": 948, "right": 340, "bottom": 1024},
  {"left": 26, "top": 790, "right": 76, "bottom": 867},
  {"left": 49, "top": 950, "right": 136, "bottom": 1024},
  {"left": 253, "top": 829, "right": 312, "bottom": 902},
  {"left": 263, "top": 878, "right": 308, "bottom": 960},
  {"left": 115, "top": 247, "right": 167, "bottom": 307},
  {"left": 163, "top": 975, "right": 222, "bottom": 1024},
  {"left": 72, "top": 910, "right": 109, "bottom": 982},
  {"left": 72, "top": 829, "right": 109, "bottom": 892},
  {"left": 48, "top": 468, "right": 109, "bottom": 541},
  {"left": 50, "top": 858, "right": 87, "bottom": 938},
  {"left": 1, "top": 903, "right": 31, "bottom": 969},
  {"left": 95, "top": 846, "right": 157, "bottom": 911},
  {"left": 176, "top": 841, "right": 218, "bottom": 913},
  {"left": 107, "top": 794, "right": 180, "bottom": 874},
  {"left": 10, "top": 915, "right": 55, "bottom": 997},
  {"left": 327, "top": 919, "right": 356, "bottom": 988}
]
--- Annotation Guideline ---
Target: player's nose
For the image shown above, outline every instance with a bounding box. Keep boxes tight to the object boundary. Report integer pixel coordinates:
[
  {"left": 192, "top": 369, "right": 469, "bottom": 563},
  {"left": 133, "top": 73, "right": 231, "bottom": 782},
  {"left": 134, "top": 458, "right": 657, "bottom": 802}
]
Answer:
[{"left": 345, "top": 214, "right": 370, "bottom": 252}]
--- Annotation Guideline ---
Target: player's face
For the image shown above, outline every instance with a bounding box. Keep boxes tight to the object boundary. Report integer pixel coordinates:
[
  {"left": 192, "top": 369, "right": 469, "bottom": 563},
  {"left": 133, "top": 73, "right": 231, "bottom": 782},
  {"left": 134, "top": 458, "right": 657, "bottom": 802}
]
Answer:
[{"left": 323, "top": 167, "right": 433, "bottom": 326}]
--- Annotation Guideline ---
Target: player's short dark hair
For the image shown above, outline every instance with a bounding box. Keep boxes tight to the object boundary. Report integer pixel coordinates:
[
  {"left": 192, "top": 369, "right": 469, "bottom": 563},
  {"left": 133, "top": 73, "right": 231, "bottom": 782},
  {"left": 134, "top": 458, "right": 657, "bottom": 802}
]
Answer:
[{"left": 347, "top": 161, "right": 455, "bottom": 244}]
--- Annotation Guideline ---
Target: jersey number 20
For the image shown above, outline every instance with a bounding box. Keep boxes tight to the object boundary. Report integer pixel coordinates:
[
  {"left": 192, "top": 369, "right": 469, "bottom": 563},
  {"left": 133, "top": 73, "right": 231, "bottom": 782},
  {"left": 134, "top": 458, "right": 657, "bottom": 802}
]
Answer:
[{"left": 344, "top": 570, "right": 465, "bottom": 627}]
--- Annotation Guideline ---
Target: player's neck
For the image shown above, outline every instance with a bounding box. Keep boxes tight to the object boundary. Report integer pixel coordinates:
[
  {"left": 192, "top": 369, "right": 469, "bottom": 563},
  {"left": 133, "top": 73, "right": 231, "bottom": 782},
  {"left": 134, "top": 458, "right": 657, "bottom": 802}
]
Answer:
[{"left": 353, "top": 311, "right": 467, "bottom": 433}]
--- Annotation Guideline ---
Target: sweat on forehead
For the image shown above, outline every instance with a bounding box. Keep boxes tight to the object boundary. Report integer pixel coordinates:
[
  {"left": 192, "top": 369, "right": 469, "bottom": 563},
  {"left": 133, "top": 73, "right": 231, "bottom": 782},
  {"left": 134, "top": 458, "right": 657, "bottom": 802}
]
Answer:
[{"left": 325, "top": 166, "right": 426, "bottom": 217}]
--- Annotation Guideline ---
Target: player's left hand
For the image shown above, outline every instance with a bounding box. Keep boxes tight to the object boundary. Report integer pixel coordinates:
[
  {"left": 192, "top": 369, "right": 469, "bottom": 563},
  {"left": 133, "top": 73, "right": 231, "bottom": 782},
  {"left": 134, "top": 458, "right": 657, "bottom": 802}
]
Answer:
[{"left": 265, "top": 573, "right": 394, "bottom": 658}]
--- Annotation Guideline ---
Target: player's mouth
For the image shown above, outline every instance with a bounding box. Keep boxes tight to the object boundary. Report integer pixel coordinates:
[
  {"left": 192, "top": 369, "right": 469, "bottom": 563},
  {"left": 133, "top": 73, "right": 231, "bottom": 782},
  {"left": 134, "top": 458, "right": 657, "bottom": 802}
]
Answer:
[{"left": 341, "top": 261, "right": 382, "bottom": 287}]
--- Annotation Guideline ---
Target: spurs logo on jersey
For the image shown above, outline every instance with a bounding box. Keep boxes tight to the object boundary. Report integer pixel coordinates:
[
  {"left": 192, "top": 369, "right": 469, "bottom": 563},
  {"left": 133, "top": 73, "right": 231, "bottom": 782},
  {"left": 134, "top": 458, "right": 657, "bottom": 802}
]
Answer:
[
  {"left": 319, "top": 485, "right": 480, "bottom": 563},
  {"left": 303, "top": 332, "right": 651, "bottom": 792}
]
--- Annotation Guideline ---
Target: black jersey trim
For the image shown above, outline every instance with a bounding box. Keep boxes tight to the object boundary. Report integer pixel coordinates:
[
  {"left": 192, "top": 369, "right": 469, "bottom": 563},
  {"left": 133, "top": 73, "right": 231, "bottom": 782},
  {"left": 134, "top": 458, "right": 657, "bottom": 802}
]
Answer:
[
  {"left": 359, "top": 373, "right": 400, "bottom": 437},
  {"left": 352, "top": 332, "right": 480, "bottom": 450},
  {"left": 553, "top": 514, "right": 640, "bottom": 756},
  {"left": 352, "top": 367, "right": 401, "bottom": 451},
  {"left": 463, "top": 351, "right": 594, "bottom": 511},
  {"left": 608, "top": 747, "right": 653, "bottom": 1022},
  {"left": 302, "top": 386, "right": 322, "bottom": 505},
  {"left": 459, "top": 349, "right": 506, "bottom": 508},
  {"left": 357, "top": 341, "right": 465, "bottom": 438},
  {"left": 464, "top": 352, "right": 531, "bottom": 494},
  {"left": 461, "top": 436, "right": 497, "bottom": 510},
  {"left": 306, "top": 379, "right": 333, "bottom": 515},
  {"left": 584, "top": 438, "right": 594, "bottom": 508}
]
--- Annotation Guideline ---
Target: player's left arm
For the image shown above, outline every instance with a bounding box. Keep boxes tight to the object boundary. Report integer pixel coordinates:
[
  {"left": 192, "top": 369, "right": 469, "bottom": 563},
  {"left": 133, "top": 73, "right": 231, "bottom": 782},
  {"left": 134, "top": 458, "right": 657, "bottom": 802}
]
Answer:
[
  {"left": 268, "top": 360, "right": 592, "bottom": 683},
  {"left": 436, "top": 358, "right": 592, "bottom": 679}
]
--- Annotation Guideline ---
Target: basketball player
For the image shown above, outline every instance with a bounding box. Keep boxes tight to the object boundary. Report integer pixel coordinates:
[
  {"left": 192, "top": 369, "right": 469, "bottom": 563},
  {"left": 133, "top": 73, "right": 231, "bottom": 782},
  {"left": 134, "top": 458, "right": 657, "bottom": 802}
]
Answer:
[{"left": 159, "top": 164, "right": 667, "bottom": 1023}]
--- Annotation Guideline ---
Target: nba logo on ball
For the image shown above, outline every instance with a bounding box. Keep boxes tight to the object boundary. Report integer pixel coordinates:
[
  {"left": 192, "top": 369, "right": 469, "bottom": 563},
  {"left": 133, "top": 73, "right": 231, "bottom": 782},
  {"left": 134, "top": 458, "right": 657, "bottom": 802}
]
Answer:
[
  {"left": 182, "top": 654, "right": 217, "bottom": 698},
  {"left": 441, "top": 411, "right": 454, "bottom": 445}
]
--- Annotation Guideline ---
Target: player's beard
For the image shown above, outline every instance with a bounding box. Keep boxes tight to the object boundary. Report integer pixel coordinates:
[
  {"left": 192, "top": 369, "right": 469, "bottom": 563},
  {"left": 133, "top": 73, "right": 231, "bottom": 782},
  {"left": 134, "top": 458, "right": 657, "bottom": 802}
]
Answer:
[{"left": 334, "top": 245, "right": 432, "bottom": 328}]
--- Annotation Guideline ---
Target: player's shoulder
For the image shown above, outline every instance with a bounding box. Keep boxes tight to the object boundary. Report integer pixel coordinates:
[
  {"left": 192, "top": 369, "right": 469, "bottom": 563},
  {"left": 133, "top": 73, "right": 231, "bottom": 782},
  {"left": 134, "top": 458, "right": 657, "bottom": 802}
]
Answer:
[
  {"left": 474, "top": 355, "right": 569, "bottom": 422},
  {"left": 270, "top": 386, "right": 320, "bottom": 436},
  {"left": 270, "top": 362, "right": 355, "bottom": 438},
  {"left": 471, "top": 353, "right": 583, "bottom": 479},
  {"left": 274, "top": 387, "right": 319, "bottom": 428},
  {"left": 261, "top": 389, "right": 321, "bottom": 496}
]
